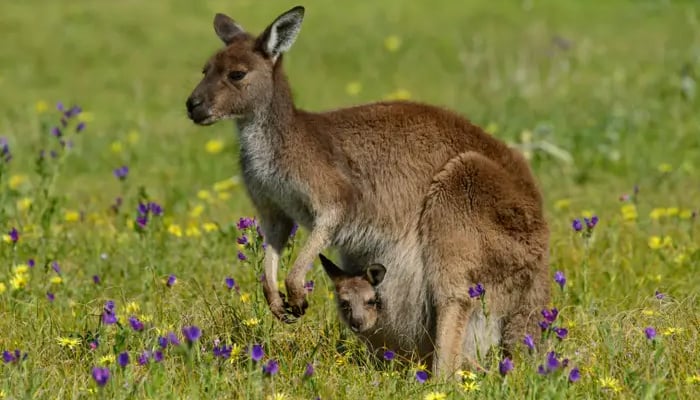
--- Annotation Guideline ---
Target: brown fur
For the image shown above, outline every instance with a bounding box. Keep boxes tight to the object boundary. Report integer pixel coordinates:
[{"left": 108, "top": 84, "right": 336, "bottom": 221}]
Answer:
[{"left": 185, "top": 6, "right": 549, "bottom": 376}]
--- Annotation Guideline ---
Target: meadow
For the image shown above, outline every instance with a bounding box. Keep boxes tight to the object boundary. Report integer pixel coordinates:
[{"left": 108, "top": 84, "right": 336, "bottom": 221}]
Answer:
[{"left": 1, "top": 0, "right": 699, "bottom": 398}]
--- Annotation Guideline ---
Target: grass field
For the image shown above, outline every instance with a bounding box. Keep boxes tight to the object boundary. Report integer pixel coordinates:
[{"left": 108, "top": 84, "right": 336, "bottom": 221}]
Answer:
[{"left": 1, "top": 0, "right": 699, "bottom": 398}]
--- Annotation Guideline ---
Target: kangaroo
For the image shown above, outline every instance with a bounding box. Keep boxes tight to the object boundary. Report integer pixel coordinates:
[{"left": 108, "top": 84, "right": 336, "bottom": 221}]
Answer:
[
  {"left": 317, "top": 150, "right": 549, "bottom": 372},
  {"left": 185, "top": 5, "right": 549, "bottom": 376}
]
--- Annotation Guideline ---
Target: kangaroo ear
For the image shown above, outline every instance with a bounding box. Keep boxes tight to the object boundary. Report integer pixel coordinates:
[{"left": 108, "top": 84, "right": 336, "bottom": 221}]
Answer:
[
  {"left": 214, "top": 13, "right": 246, "bottom": 45},
  {"left": 319, "top": 254, "right": 346, "bottom": 281},
  {"left": 256, "top": 6, "right": 305, "bottom": 62},
  {"left": 365, "top": 264, "right": 386, "bottom": 286}
]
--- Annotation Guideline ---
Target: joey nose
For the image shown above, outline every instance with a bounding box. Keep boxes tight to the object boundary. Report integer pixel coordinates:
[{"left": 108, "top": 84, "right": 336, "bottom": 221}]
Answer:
[
  {"left": 350, "top": 319, "right": 361, "bottom": 332},
  {"left": 186, "top": 97, "right": 203, "bottom": 113}
]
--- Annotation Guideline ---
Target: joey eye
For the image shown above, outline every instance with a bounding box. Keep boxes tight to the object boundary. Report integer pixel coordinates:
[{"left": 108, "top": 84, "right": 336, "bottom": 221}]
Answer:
[
  {"left": 228, "top": 71, "right": 247, "bottom": 82},
  {"left": 340, "top": 300, "right": 350, "bottom": 310}
]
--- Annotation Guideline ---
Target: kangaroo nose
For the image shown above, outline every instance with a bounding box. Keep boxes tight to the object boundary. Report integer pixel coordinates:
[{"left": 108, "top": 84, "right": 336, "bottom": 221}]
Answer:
[
  {"left": 350, "top": 319, "right": 361, "bottom": 332},
  {"left": 186, "top": 97, "right": 203, "bottom": 112}
]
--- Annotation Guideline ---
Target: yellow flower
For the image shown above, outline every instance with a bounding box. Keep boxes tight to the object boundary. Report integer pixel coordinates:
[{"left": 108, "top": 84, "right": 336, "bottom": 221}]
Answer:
[
  {"left": 213, "top": 177, "right": 239, "bottom": 192},
  {"left": 461, "top": 381, "right": 481, "bottom": 392},
  {"left": 78, "top": 111, "right": 94, "bottom": 123},
  {"left": 185, "top": 224, "right": 201, "bottom": 237},
  {"left": 218, "top": 192, "right": 231, "bottom": 201},
  {"left": 205, "top": 139, "right": 224, "bottom": 154},
  {"left": 203, "top": 222, "right": 218, "bottom": 232},
  {"left": 139, "top": 314, "right": 153, "bottom": 323},
  {"left": 189, "top": 204, "right": 205, "bottom": 218},
  {"left": 266, "top": 394, "right": 286, "bottom": 400},
  {"left": 0, "top": 282, "right": 6, "bottom": 294},
  {"left": 424, "top": 392, "right": 447, "bottom": 400},
  {"left": 666, "top": 207, "right": 679, "bottom": 217},
  {"left": 50, "top": 276, "right": 63, "bottom": 285},
  {"left": 680, "top": 209, "right": 694, "bottom": 219},
  {"left": 327, "top": 292, "right": 334, "bottom": 300},
  {"left": 581, "top": 209, "right": 594, "bottom": 218},
  {"left": 657, "top": 163, "right": 672, "bottom": 173},
  {"left": 674, "top": 253, "right": 688, "bottom": 265},
  {"left": 126, "top": 301, "right": 140, "bottom": 314},
  {"left": 239, "top": 292, "right": 251, "bottom": 303},
  {"left": 10, "top": 274, "right": 28, "bottom": 290},
  {"left": 661, "top": 327, "right": 683, "bottom": 336},
  {"left": 110, "top": 141, "right": 123, "bottom": 153},
  {"left": 197, "top": 190, "right": 211, "bottom": 200},
  {"left": 99, "top": 354, "right": 115, "bottom": 365},
  {"left": 649, "top": 208, "right": 667, "bottom": 220},
  {"left": 56, "top": 337, "right": 81, "bottom": 349},
  {"left": 2, "top": 234, "right": 11, "bottom": 243},
  {"left": 648, "top": 235, "right": 672, "bottom": 250},
  {"left": 554, "top": 198, "right": 571, "bottom": 211},
  {"left": 14, "top": 264, "right": 29, "bottom": 274},
  {"left": 456, "top": 370, "right": 478, "bottom": 381},
  {"left": 64, "top": 210, "right": 81, "bottom": 222},
  {"left": 0, "top": 389, "right": 6, "bottom": 399},
  {"left": 127, "top": 130, "right": 140, "bottom": 144},
  {"left": 345, "top": 81, "right": 362, "bottom": 96},
  {"left": 385, "top": 89, "right": 411, "bottom": 100},
  {"left": 8, "top": 174, "right": 27, "bottom": 190},
  {"left": 168, "top": 224, "right": 183, "bottom": 237},
  {"left": 230, "top": 344, "right": 242, "bottom": 359},
  {"left": 384, "top": 35, "right": 401, "bottom": 52},
  {"left": 17, "top": 197, "right": 33, "bottom": 212},
  {"left": 686, "top": 375, "right": 700, "bottom": 384},
  {"left": 334, "top": 354, "right": 347, "bottom": 366},
  {"left": 621, "top": 204, "right": 638, "bottom": 221},
  {"left": 599, "top": 377, "right": 623, "bottom": 393},
  {"left": 641, "top": 309, "right": 658, "bottom": 316},
  {"left": 35, "top": 100, "right": 49, "bottom": 113},
  {"left": 243, "top": 317, "right": 260, "bottom": 327}
]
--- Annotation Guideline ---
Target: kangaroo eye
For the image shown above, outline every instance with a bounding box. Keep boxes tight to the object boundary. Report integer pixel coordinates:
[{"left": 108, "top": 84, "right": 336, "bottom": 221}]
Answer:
[
  {"left": 340, "top": 300, "right": 350, "bottom": 310},
  {"left": 367, "top": 299, "right": 380, "bottom": 307},
  {"left": 228, "top": 71, "right": 247, "bottom": 82}
]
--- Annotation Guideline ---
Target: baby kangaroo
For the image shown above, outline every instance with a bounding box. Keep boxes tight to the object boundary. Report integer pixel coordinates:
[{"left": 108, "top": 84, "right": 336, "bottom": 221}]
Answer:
[
  {"left": 185, "top": 5, "right": 549, "bottom": 376},
  {"left": 319, "top": 151, "right": 549, "bottom": 375}
]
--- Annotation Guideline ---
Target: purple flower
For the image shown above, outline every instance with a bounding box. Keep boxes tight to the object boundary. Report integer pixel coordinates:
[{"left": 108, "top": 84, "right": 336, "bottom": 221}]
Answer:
[
  {"left": 236, "top": 235, "right": 248, "bottom": 245},
  {"left": 523, "top": 334, "right": 535, "bottom": 350},
  {"left": 572, "top": 219, "right": 583, "bottom": 232},
  {"left": 225, "top": 277, "right": 236, "bottom": 290},
  {"left": 2, "top": 351, "right": 16, "bottom": 364},
  {"left": 304, "top": 363, "right": 315, "bottom": 378},
  {"left": 113, "top": 166, "right": 129, "bottom": 180},
  {"left": 47, "top": 292, "right": 55, "bottom": 302},
  {"left": 250, "top": 344, "right": 264, "bottom": 362},
  {"left": 415, "top": 370, "right": 428, "bottom": 383},
  {"left": 118, "top": 352, "right": 129, "bottom": 368},
  {"left": 137, "top": 351, "right": 150, "bottom": 366},
  {"left": 136, "top": 215, "right": 148, "bottom": 229},
  {"left": 89, "top": 340, "right": 99, "bottom": 350},
  {"left": 182, "top": 326, "right": 201, "bottom": 343},
  {"left": 554, "top": 271, "right": 566, "bottom": 289},
  {"left": 27, "top": 259, "right": 35, "bottom": 268},
  {"left": 91, "top": 367, "right": 110, "bottom": 387},
  {"left": 236, "top": 217, "right": 255, "bottom": 230},
  {"left": 584, "top": 216, "right": 599, "bottom": 230},
  {"left": 541, "top": 308, "right": 559, "bottom": 324},
  {"left": 64, "top": 105, "right": 82, "bottom": 118},
  {"left": 153, "top": 351, "right": 163, "bottom": 363},
  {"left": 262, "top": 359, "right": 279, "bottom": 376},
  {"left": 538, "top": 321, "right": 550, "bottom": 331},
  {"left": 290, "top": 223, "right": 299, "bottom": 237},
  {"left": 128, "top": 316, "right": 144, "bottom": 332},
  {"left": 546, "top": 351, "right": 561, "bottom": 371},
  {"left": 499, "top": 357, "right": 514, "bottom": 376},
  {"left": 51, "top": 261, "right": 61, "bottom": 275},
  {"left": 0, "top": 137, "right": 11, "bottom": 163},
  {"left": 237, "top": 251, "right": 247, "bottom": 261},
  {"left": 8, "top": 228, "right": 18, "bottom": 243},
  {"left": 569, "top": 367, "right": 581, "bottom": 383},
  {"left": 554, "top": 327, "right": 568, "bottom": 340},
  {"left": 166, "top": 274, "right": 177, "bottom": 287},
  {"left": 167, "top": 332, "right": 180, "bottom": 346},
  {"left": 148, "top": 202, "right": 163, "bottom": 216},
  {"left": 655, "top": 290, "right": 664, "bottom": 300},
  {"left": 102, "top": 301, "right": 117, "bottom": 325},
  {"left": 76, "top": 122, "right": 86, "bottom": 133},
  {"left": 213, "top": 345, "right": 232, "bottom": 359},
  {"left": 158, "top": 336, "right": 169, "bottom": 349},
  {"left": 92, "top": 275, "right": 101, "bottom": 285},
  {"left": 138, "top": 202, "right": 149, "bottom": 216},
  {"left": 56, "top": 102, "right": 65, "bottom": 111},
  {"left": 383, "top": 350, "right": 395, "bottom": 361},
  {"left": 304, "top": 280, "right": 315, "bottom": 292},
  {"left": 51, "top": 126, "right": 62, "bottom": 137},
  {"left": 645, "top": 327, "right": 656, "bottom": 341},
  {"left": 468, "top": 283, "right": 485, "bottom": 298}
]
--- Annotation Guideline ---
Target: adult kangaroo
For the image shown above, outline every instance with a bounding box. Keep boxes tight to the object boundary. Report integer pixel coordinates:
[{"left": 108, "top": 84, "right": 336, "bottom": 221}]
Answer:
[{"left": 185, "top": 5, "right": 549, "bottom": 375}]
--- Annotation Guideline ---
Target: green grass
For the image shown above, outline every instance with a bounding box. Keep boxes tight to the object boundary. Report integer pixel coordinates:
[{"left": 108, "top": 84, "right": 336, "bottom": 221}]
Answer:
[{"left": 1, "top": 0, "right": 699, "bottom": 398}]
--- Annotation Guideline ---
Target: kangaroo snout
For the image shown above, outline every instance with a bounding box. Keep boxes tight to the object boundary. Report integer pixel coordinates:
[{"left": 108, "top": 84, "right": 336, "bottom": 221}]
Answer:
[{"left": 185, "top": 96, "right": 213, "bottom": 125}]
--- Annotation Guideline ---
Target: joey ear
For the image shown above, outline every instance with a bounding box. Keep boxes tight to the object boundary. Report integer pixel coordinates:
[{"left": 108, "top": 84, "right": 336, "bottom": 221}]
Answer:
[
  {"left": 256, "top": 6, "right": 305, "bottom": 62},
  {"left": 319, "top": 254, "right": 346, "bottom": 281},
  {"left": 214, "top": 13, "right": 245, "bottom": 44},
  {"left": 365, "top": 264, "right": 386, "bottom": 286}
]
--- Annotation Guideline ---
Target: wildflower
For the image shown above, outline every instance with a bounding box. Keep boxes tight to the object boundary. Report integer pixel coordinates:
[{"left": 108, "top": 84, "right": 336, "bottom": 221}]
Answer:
[
  {"left": 263, "top": 359, "right": 280, "bottom": 376},
  {"left": 462, "top": 380, "right": 481, "bottom": 392},
  {"left": 10, "top": 273, "right": 28, "bottom": 290},
  {"left": 47, "top": 292, "right": 55, "bottom": 302},
  {"left": 236, "top": 235, "right": 248, "bottom": 245},
  {"left": 243, "top": 317, "right": 260, "bottom": 327},
  {"left": 584, "top": 216, "right": 599, "bottom": 229},
  {"left": 91, "top": 367, "right": 110, "bottom": 387},
  {"left": 237, "top": 251, "right": 247, "bottom": 261},
  {"left": 166, "top": 274, "right": 177, "bottom": 287},
  {"left": 657, "top": 163, "right": 672, "bottom": 173},
  {"left": 424, "top": 392, "right": 446, "bottom": 400},
  {"left": 304, "top": 362, "right": 315, "bottom": 378},
  {"left": 384, "top": 35, "right": 401, "bottom": 52},
  {"left": 76, "top": 122, "right": 86, "bottom": 132},
  {"left": 648, "top": 235, "right": 672, "bottom": 250},
  {"left": 644, "top": 327, "right": 656, "bottom": 340},
  {"left": 17, "top": 197, "right": 33, "bottom": 211},
  {"left": 236, "top": 217, "right": 255, "bottom": 230},
  {"left": 137, "top": 351, "right": 150, "bottom": 365},
  {"left": 499, "top": 357, "right": 514, "bottom": 376},
  {"left": 554, "top": 199, "right": 571, "bottom": 210},
  {"left": 110, "top": 141, "right": 123, "bottom": 153},
  {"left": 2, "top": 350, "right": 27, "bottom": 364},
  {"left": 554, "top": 327, "right": 568, "bottom": 340},
  {"left": 158, "top": 336, "right": 169, "bottom": 349},
  {"left": 621, "top": 203, "right": 638, "bottom": 220},
  {"left": 225, "top": 277, "right": 237, "bottom": 290},
  {"left": 167, "top": 332, "right": 181, "bottom": 346},
  {"left": 468, "top": 283, "right": 485, "bottom": 298},
  {"left": 128, "top": 316, "right": 144, "bottom": 332},
  {"left": 415, "top": 370, "right": 428, "bottom": 383},
  {"left": 99, "top": 354, "right": 115, "bottom": 365},
  {"left": 523, "top": 334, "right": 535, "bottom": 350},
  {"left": 213, "top": 345, "right": 232, "bottom": 359},
  {"left": 267, "top": 394, "right": 286, "bottom": 400},
  {"left": 50, "top": 276, "right": 63, "bottom": 285},
  {"left": 92, "top": 275, "right": 101, "bottom": 285},
  {"left": 64, "top": 210, "right": 81, "bottom": 222},
  {"left": 153, "top": 351, "right": 163, "bottom": 363},
  {"left": 239, "top": 292, "right": 251, "bottom": 303},
  {"left": 383, "top": 350, "right": 395, "bottom": 361},
  {"left": 182, "top": 326, "right": 201, "bottom": 343},
  {"left": 118, "top": 352, "right": 129, "bottom": 368},
  {"left": 661, "top": 327, "right": 683, "bottom": 336},
  {"left": 149, "top": 202, "right": 163, "bottom": 216},
  {"left": 8, "top": 228, "right": 18, "bottom": 243},
  {"left": 569, "top": 367, "right": 581, "bottom": 383},
  {"left": 250, "top": 344, "right": 264, "bottom": 362},
  {"left": 168, "top": 224, "right": 183, "bottom": 237},
  {"left": 57, "top": 337, "right": 81, "bottom": 349},
  {"left": 126, "top": 301, "right": 140, "bottom": 314},
  {"left": 102, "top": 301, "right": 117, "bottom": 325},
  {"left": 686, "top": 375, "right": 700, "bottom": 384},
  {"left": 542, "top": 308, "right": 559, "bottom": 324},
  {"left": 599, "top": 377, "right": 623, "bottom": 392},
  {"left": 345, "top": 81, "right": 362, "bottom": 96},
  {"left": 189, "top": 204, "right": 205, "bottom": 218},
  {"left": 205, "top": 139, "right": 224, "bottom": 154},
  {"left": 554, "top": 271, "right": 566, "bottom": 289},
  {"left": 655, "top": 290, "right": 664, "bottom": 299},
  {"left": 113, "top": 166, "right": 129, "bottom": 180},
  {"left": 0, "top": 283, "right": 6, "bottom": 294},
  {"left": 572, "top": 219, "right": 583, "bottom": 231}
]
